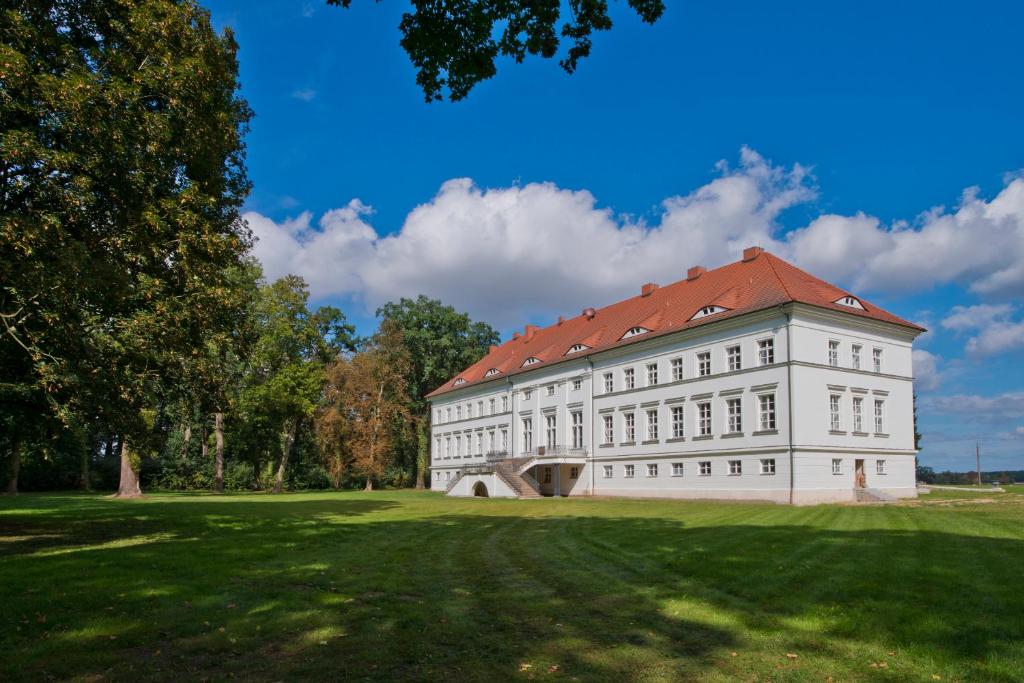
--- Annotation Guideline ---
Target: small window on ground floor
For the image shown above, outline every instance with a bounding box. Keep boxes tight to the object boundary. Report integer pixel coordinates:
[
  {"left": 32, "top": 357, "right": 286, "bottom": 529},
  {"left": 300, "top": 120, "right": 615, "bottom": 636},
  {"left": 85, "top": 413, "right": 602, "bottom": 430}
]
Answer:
[
  {"left": 699, "top": 461, "right": 711, "bottom": 476},
  {"left": 624, "top": 464, "right": 635, "bottom": 478},
  {"left": 672, "top": 462, "right": 684, "bottom": 477},
  {"left": 876, "top": 459, "right": 886, "bottom": 475},
  {"left": 570, "top": 466, "right": 579, "bottom": 479},
  {"left": 760, "top": 458, "right": 776, "bottom": 475},
  {"left": 603, "top": 465, "right": 613, "bottom": 478},
  {"left": 647, "top": 463, "right": 658, "bottom": 477},
  {"left": 729, "top": 460, "right": 742, "bottom": 475},
  {"left": 832, "top": 458, "right": 842, "bottom": 475}
]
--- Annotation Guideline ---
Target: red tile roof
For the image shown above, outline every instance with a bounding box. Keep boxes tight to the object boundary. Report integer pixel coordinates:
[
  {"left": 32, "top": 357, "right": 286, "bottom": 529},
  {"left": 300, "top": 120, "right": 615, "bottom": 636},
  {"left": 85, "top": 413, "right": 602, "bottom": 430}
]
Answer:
[{"left": 427, "top": 249, "right": 924, "bottom": 398}]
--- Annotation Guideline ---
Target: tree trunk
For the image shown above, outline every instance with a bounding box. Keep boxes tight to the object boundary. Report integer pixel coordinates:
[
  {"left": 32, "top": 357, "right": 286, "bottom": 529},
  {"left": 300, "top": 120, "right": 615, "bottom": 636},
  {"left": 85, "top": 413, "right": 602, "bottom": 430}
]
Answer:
[
  {"left": 201, "top": 425, "right": 208, "bottom": 460},
  {"left": 115, "top": 439, "right": 142, "bottom": 498},
  {"left": 273, "top": 419, "right": 298, "bottom": 494},
  {"left": 78, "top": 447, "right": 91, "bottom": 491},
  {"left": 365, "top": 477, "right": 373, "bottom": 491},
  {"left": 5, "top": 437, "right": 21, "bottom": 495},
  {"left": 213, "top": 412, "right": 225, "bottom": 493},
  {"left": 181, "top": 424, "right": 192, "bottom": 459}
]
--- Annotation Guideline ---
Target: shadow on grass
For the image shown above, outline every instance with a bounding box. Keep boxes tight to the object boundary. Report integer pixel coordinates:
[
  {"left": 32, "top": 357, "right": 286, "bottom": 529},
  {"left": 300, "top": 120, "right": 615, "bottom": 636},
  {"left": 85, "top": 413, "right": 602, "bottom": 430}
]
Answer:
[{"left": 1, "top": 493, "right": 1022, "bottom": 681}]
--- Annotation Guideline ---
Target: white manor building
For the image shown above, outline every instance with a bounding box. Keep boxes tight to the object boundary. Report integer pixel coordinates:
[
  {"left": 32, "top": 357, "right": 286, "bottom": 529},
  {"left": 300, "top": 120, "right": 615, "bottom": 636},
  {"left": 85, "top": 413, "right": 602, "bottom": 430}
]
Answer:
[{"left": 427, "top": 247, "right": 925, "bottom": 504}]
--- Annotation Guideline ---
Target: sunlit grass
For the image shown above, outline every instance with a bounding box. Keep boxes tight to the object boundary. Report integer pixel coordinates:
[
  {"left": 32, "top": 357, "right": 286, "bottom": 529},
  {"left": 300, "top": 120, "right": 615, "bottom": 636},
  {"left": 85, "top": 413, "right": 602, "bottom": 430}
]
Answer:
[{"left": 1, "top": 489, "right": 1022, "bottom": 681}]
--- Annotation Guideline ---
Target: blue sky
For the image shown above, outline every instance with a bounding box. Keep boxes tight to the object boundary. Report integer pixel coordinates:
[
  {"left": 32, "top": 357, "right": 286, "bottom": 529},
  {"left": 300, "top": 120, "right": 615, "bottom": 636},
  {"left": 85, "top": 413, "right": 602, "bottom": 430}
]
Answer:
[{"left": 205, "top": 0, "right": 1024, "bottom": 472}]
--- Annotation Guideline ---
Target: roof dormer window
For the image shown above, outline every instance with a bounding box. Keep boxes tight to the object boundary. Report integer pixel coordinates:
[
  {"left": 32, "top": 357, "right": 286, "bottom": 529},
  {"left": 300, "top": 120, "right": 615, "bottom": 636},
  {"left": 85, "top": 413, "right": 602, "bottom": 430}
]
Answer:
[
  {"left": 522, "top": 357, "right": 541, "bottom": 367},
  {"left": 834, "top": 295, "right": 865, "bottom": 310},
  {"left": 453, "top": 378, "right": 466, "bottom": 386},
  {"left": 484, "top": 368, "right": 501, "bottom": 377},
  {"left": 620, "top": 326, "right": 651, "bottom": 340},
  {"left": 566, "top": 343, "right": 589, "bottom": 355},
  {"left": 690, "top": 305, "right": 727, "bottom": 321}
]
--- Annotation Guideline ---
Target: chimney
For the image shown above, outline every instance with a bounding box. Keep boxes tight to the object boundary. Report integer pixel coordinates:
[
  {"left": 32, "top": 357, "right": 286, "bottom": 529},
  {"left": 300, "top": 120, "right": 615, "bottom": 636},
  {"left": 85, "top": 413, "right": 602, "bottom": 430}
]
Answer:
[
  {"left": 742, "top": 246, "right": 764, "bottom": 262},
  {"left": 557, "top": 315, "right": 564, "bottom": 325},
  {"left": 524, "top": 324, "right": 538, "bottom": 341},
  {"left": 512, "top": 331, "right": 521, "bottom": 340},
  {"left": 582, "top": 307, "right": 596, "bottom": 319},
  {"left": 687, "top": 266, "right": 706, "bottom": 281},
  {"left": 641, "top": 282, "right": 659, "bottom": 297}
]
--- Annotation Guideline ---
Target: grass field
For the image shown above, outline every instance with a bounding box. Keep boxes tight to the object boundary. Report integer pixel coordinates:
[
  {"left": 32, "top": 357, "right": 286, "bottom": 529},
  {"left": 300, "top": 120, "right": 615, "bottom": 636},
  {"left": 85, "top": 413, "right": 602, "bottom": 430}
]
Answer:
[{"left": 2, "top": 489, "right": 1024, "bottom": 682}]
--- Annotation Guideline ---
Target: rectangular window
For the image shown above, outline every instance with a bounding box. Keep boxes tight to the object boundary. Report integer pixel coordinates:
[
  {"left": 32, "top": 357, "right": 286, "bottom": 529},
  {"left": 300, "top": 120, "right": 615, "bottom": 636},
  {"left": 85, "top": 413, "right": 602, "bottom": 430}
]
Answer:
[
  {"left": 572, "top": 377, "right": 582, "bottom": 391},
  {"left": 542, "top": 468, "right": 551, "bottom": 484},
  {"left": 446, "top": 407, "right": 452, "bottom": 422},
  {"left": 852, "top": 396, "right": 864, "bottom": 432},
  {"left": 522, "top": 418, "right": 533, "bottom": 453},
  {"left": 489, "top": 398, "right": 495, "bottom": 415},
  {"left": 603, "top": 465, "right": 613, "bottom": 478},
  {"left": 697, "top": 351, "right": 711, "bottom": 377},
  {"left": 873, "top": 348, "right": 883, "bottom": 373},
  {"left": 501, "top": 428, "right": 508, "bottom": 450},
  {"left": 623, "top": 412, "right": 636, "bottom": 442},
  {"left": 876, "top": 459, "right": 886, "bottom": 475},
  {"left": 672, "top": 462, "right": 684, "bottom": 477},
  {"left": 699, "top": 461, "right": 711, "bottom": 476},
  {"left": 671, "top": 405, "right": 684, "bottom": 438},
  {"left": 646, "top": 409, "right": 659, "bottom": 440},
  {"left": 624, "top": 367, "right": 635, "bottom": 390},
  {"left": 570, "top": 466, "right": 579, "bottom": 479},
  {"left": 852, "top": 344, "right": 862, "bottom": 370},
  {"left": 698, "top": 402, "right": 712, "bottom": 436},
  {"left": 445, "top": 437, "right": 451, "bottom": 458},
  {"left": 603, "top": 415, "right": 614, "bottom": 444},
  {"left": 604, "top": 372, "right": 614, "bottom": 394},
  {"left": 571, "top": 410, "right": 583, "bottom": 449},
  {"left": 671, "top": 357, "right": 683, "bottom": 382},
  {"left": 434, "top": 438, "right": 441, "bottom": 460},
  {"left": 729, "top": 460, "right": 742, "bottom": 475},
  {"left": 445, "top": 471, "right": 451, "bottom": 481},
  {"left": 727, "top": 345, "right": 742, "bottom": 372},
  {"left": 624, "top": 464, "right": 635, "bottom": 478},
  {"left": 476, "top": 432, "right": 483, "bottom": 456},
  {"left": 435, "top": 409, "right": 441, "bottom": 424},
  {"left": 758, "top": 393, "right": 776, "bottom": 431},
  {"left": 727, "top": 397, "right": 742, "bottom": 433},
  {"left": 523, "top": 389, "right": 532, "bottom": 400},
  {"left": 828, "top": 340, "right": 840, "bottom": 367},
  {"left": 874, "top": 399, "right": 885, "bottom": 433},
  {"left": 436, "top": 471, "right": 441, "bottom": 481},
  {"left": 758, "top": 338, "right": 775, "bottom": 365},
  {"left": 646, "top": 463, "right": 658, "bottom": 477},
  {"left": 830, "top": 394, "right": 842, "bottom": 431},
  {"left": 760, "top": 458, "right": 776, "bottom": 475},
  {"left": 456, "top": 405, "right": 462, "bottom": 420},
  {"left": 545, "top": 414, "right": 557, "bottom": 448},
  {"left": 647, "top": 363, "right": 659, "bottom": 386},
  {"left": 832, "top": 458, "right": 842, "bottom": 474},
  {"left": 487, "top": 431, "right": 494, "bottom": 453},
  {"left": 502, "top": 395, "right": 508, "bottom": 412},
  {"left": 477, "top": 400, "right": 484, "bottom": 416},
  {"left": 455, "top": 435, "right": 462, "bottom": 457},
  {"left": 546, "top": 384, "right": 555, "bottom": 396}
]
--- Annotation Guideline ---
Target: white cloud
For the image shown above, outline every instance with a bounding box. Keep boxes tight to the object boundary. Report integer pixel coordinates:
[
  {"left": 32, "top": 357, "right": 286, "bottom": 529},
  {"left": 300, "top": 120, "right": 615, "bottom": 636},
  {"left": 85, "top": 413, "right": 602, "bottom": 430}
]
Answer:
[
  {"left": 941, "top": 304, "right": 1024, "bottom": 356},
  {"left": 926, "top": 392, "right": 1024, "bottom": 422},
  {"left": 912, "top": 349, "right": 942, "bottom": 392},
  {"left": 243, "top": 148, "right": 1024, "bottom": 327},
  {"left": 291, "top": 88, "right": 316, "bottom": 102}
]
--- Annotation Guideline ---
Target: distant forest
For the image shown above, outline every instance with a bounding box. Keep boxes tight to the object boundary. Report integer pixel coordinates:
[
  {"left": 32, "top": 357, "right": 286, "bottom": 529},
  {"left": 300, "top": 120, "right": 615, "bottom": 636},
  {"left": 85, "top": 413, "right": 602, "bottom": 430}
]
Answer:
[{"left": 917, "top": 466, "right": 1023, "bottom": 485}]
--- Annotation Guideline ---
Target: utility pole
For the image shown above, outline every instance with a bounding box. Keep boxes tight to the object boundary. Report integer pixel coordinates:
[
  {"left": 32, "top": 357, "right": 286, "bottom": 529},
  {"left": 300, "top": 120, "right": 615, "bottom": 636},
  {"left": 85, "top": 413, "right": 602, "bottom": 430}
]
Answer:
[{"left": 976, "top": 442, "right": 982, "bottom": 486}]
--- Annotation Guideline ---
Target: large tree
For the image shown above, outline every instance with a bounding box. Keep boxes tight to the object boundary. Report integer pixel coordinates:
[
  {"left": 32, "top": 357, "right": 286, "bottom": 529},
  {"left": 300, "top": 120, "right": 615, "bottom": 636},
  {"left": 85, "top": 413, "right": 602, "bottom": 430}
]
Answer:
[
  {"left": 328, "top": 0, "right": 666, "bottom": 101},
  {"left": 377, "top": 296, "right": 499, "bottom": 487},
  {"left": 1, "top": 1, "right": 253, "bottom": 496}
]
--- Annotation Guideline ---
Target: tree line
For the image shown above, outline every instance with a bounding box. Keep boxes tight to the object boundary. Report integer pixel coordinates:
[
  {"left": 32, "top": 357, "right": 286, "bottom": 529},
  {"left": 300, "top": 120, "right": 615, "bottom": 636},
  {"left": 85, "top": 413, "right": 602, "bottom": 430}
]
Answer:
[{"left": 1, "top": 0, "right": 497, "bottom": 496}]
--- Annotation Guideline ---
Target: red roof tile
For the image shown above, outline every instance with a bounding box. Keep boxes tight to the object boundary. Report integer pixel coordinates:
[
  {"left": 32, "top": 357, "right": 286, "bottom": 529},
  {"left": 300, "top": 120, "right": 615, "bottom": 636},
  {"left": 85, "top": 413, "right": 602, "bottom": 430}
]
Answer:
[{"left": 428, "top": 250, "right": 924, "bottom": 397}]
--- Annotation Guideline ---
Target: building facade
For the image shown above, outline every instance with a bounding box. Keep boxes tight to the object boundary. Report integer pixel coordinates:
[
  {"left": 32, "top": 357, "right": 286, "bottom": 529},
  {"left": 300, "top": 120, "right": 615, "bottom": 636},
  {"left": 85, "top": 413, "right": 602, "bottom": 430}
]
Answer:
[{"left": 427, "top": 248, "right": 924, "bottom": 504}]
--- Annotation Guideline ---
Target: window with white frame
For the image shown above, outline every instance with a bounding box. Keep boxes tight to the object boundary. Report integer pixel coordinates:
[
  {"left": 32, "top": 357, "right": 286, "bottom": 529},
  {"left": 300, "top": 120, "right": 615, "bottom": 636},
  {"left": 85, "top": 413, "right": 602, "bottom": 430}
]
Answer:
[
  {"left": 477, "top": 400, "right": 484, "bottom": 416},
  {"left": 434, "top": 438, "right": 441, "bottom": 459},
  {"left": 647, "top": 463, "right": 658, "bottom": 477},
  {"left": 729, "top": 460, "right": 742, "bottom": 475},
  {"left": 436, "top": 471, "right": 441, "bottom": 481},
  {"left": 624, "top": 367, "right": 635, "bottom": 390},
  {"left": 873, "top": 348, "right": 883, "bottom": 373},
  {"left": 546, "top": 384, "right": 555, "bottom": 396},
  {"left": 522, "top": 357, "right": 541, "bottom": 367},
  {"left": 445, "top": 471, "right": 451, "bottom": 481},
  {"left": 697, "top": 351, "right": 711, "bottom": 377},
  {"left": 502, "top": 395, "right": 509, "bottom": 412},
  {"left": 436, "top": 409, "right": 441, "bottom": 424},
  {"left": 876, "top": 459, "right": 886, "bottom": 474},
  {"left": 445, "top": 437, "right": 451, "bottom": 458},
  {"left": 851, "top": 344, "right": 862, "bottom": 370},
  {"left": 475, "top": 432, "right": 483, "bottom": 455},
  {"left": 467, "top": 403, "right": 473, "bottom": 418},
  {"left": 699, "top": 461, "right": 711, "bottom": 476},
  {"left": 621, "top": 326, "right": 651, "bottom": 339},
  {"left": 522, "top": 418, "right": 532, "bottom": 453},
  {"left": 672, "top": 462, "right": 684, "bottom": 476},
  {"left": 603, "top": 414, "right": 614, "bottom": 444},
  {"left": 446, "top": 407, "right": 452, "bottom": 422},
  {"left": 542, "top": 468, "right": 551, "bottom": 484},
  {"left": 501, "top": 428, "right": 508, "bottom": 451},
  {"left": 572, "top": 377, "right": 582, "bottom": 391},
  {"left": 727, "top": 345, "right": 742, "bottom": 372},
  {"left": 603, "top": 465, "right": 613, "bottom": 478},
  {"left": 646, "top": 409, "right": 659, "bottom": 440},
  {"left": 726, "top": 397, "right": 742, "bottom": 433},
  {"left": 604, "top": 372, "right": 614, "bottom": 394},
  {"left": 623, "top": 412, "right": 636, "bottom": 442},
  {"left": 671, "top": 357, "right": 683, "bottom": 382},
  {"left": 489, "top": 398, "right": 495, "bottom": 415},
  {"left": 760, "top": 458, "right": 776, "bottom": 475},
  {"left": 758, "top": 393, "right": 776, "bottom": 431},
  {"left": 487, "top": 430, "right": 494, "bottom": 453},
  {"left": 569, "top": 466, "right": 579, "bottom": 479},
  {"left": 647, "top": 363, "right": 658, "bottom": 386},
  {"left": 545, "top": 414, "right": 557, "bottom": 448},
  {"left": 758, "top": 338, "right": 775, "bottom": 365},
  {"left": 832, "top": 458, "right": 842, "bottom": 474},
  {"left": 571, "top": 410, "right": 583, "bottom": 449},
  {"left": 828, "top": 340, "right": 840, "bottom": 367},
  {"left": 624, "top": 464, "right": 635, "bottom": 478},
  {"left": 830, "top": 394, "right": 842, "bottom": 431},
  {"left": 455, "top": 435, "right": 462, "bottom": 457},
  {"left": 874, "top": 399, "right": 885, "bottom": 433},
  {"left": 852, "top": 396, "right": 864, "bottom": 432},
  {"left": 456, "top": 405, "right": 462, "bottom": 420},
  {"left": 698, "top": 402, "right": 712, "bottom": 436},
  {"left": 523, "top": 389, "right": 532, "bottom": 400},
  {"left": 671, "top": 405, "right": 684, "bottom": 438}
]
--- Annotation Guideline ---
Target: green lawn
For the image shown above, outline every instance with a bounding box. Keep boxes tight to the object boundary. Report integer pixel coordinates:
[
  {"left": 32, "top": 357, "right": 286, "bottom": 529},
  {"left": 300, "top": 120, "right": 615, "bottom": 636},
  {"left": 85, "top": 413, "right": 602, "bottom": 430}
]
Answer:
[{"left": 2, "top": 490, "right": 1023, "bottom": 682}]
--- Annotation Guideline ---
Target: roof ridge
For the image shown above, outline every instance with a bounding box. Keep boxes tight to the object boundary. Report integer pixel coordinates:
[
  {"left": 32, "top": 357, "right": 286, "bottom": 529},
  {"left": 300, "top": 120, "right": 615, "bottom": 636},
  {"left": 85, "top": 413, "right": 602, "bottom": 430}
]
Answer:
[{"left": 763, "top": 252, "right": 797, "bottom": 303}]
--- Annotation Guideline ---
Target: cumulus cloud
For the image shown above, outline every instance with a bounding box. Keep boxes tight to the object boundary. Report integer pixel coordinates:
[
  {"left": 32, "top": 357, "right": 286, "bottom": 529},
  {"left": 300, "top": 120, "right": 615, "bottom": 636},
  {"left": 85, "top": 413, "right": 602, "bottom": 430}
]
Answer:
[
  {"left": 925, "top": 392, "right": 1024, "bottom": 423},
  {"left": 912, "top": 349, "right": 942, "bottom": 391},
  {"left": 941, "top": 304, "right": 1024, "bottom": 356},
  {"left": 243, "top": 147, "right": 1024, "bottom": 326}
]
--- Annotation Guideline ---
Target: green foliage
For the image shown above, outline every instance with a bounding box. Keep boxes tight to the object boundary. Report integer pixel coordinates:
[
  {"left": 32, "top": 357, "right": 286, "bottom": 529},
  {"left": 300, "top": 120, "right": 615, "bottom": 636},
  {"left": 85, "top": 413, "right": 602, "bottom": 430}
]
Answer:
[{"left": 328, "top": 0, "right": 665, "bottom": 101}]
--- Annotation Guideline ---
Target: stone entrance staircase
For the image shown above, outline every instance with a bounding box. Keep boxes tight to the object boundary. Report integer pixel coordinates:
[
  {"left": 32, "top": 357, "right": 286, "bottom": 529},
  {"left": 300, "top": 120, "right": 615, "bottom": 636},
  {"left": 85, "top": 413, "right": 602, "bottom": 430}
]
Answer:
[
  {"left": 854, "top": 487, "right": 897, "bottom": 503},
  {"left": 444, "top": 456, "right": 543, "bottom": 498}
]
